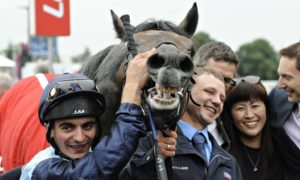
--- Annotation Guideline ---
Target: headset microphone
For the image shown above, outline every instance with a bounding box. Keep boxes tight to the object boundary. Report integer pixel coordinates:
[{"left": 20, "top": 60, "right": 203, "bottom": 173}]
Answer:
[{"left": 189, "top": 93, "right": 202, "bottom": 107}]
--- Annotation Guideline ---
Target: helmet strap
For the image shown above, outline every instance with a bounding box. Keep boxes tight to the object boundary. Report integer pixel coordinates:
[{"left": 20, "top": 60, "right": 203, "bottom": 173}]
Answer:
[
  {"left": 45, "top": 121, "right": 72, "bottom": 160},
  {"left": 91, "top": 117, "right": 102, "bottom": 150}
]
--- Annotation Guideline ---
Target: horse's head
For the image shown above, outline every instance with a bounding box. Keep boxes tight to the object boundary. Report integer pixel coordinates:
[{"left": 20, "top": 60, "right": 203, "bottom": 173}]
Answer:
[
  {"left": 138, "top": 31, "right": 196, "bottom": 130},
  {"left": 82, "top": 3, "right": 198, "bottom": 133}
]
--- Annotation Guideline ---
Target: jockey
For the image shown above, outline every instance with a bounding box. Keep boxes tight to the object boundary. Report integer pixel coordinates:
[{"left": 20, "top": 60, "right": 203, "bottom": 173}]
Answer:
[
  {"left": 19, "top": 72, "right": 146, "bottom": 180},
  {"left": 19, "top": 50, "right": 157, "bottom": 180},
  {"left": 0, "top": 48, "right": 177, "bottom": 180},
  {"left": 37, "top": 73, "right": 105, "bottom": 159}
]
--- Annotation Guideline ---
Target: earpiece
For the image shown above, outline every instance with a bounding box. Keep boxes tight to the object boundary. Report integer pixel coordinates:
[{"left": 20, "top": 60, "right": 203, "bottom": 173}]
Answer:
[{"left": 189, "top": 93, "right": 202, "bottom": 107}]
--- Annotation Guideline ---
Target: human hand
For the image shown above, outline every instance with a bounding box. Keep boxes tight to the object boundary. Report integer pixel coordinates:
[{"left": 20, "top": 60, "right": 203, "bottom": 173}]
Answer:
[
  {"left": 121, "top": 48, "right": 156, "bottom": 105},
  {"left": 126, "top": 48, "right": 156, "bottom": 89},
  {"left": 157, "top": 129, "right": 177, "bottom": 158}
]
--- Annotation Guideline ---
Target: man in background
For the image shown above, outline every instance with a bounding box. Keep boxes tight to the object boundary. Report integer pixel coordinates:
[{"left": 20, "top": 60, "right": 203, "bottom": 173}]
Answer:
[
  {"left": 193, "top": 41, "right": 239, "bottom": 150},
  {"left": 269, "top": 42, "right": 300, "bottom": 179}
]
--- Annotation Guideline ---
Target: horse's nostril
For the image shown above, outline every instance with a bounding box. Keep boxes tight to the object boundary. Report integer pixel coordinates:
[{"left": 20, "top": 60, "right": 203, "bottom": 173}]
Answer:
[
  {"left": 180, "top": 57, "right": 193, "bottom": 72},
  {"left": 148, "top": 55, "right": 165, "bottom": 69}
]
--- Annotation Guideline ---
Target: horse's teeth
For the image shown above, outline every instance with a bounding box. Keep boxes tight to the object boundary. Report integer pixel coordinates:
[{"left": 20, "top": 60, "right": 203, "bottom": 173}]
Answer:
[
  {"left": 159, "top": 91, "right": 163, "bottom": 98},
  {"left": 166, "top": 93, "right": 171, "bottom": 99},
  {"left": 153, "top": 97, "right": 176, "bottom": 105},
  {"left": 158, "top": 87, "right": 179, "bottom": 94}
]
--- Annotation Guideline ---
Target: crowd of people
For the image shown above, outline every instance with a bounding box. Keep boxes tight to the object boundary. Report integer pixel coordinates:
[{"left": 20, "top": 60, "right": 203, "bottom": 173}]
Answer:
[{"left": 1, "top": 40, "right": 300, "bottom": 180}]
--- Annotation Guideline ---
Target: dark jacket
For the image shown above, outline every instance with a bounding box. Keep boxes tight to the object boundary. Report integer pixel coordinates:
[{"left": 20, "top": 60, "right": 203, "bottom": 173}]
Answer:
[
  {"left": 269, "top": 88, "right": 300, "bottom": 179},
  {"left": 121, "top": 127, "right": 242, "bottom": 180},
  {"left": 20, "top": 103, "right": 146, "bottom": 180},
  {"left": 0, "top": 166, "right": 22, "bottom": 180}
]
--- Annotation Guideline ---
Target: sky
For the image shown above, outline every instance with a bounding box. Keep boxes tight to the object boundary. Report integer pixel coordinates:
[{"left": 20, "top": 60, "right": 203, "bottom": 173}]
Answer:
[{"left": 1, "top": 0, "right": 300, "bottom": 64}]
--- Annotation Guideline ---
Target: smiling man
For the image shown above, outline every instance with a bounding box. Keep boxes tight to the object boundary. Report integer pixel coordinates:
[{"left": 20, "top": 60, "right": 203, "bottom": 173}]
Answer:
[
  {"left": 122, "top": 68, "right": 242, "bottom": 180},
  {"left": 193, "top": 41, "right": 239, "bottom": 150},
  {"left": 51, "top": 117, "right": 97, "bottom": 159},
  {"left": 269, "top": 42, "right": 300, "bottom": 179}
]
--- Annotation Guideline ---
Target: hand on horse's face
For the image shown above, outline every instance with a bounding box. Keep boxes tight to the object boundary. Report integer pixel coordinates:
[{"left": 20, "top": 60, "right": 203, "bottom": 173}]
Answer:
[
  {"left": 126, "top": 48, "right": 156, "bottom": 90},
  {"left": 122, "top": 48, "right": 156, "bottom": 105}
]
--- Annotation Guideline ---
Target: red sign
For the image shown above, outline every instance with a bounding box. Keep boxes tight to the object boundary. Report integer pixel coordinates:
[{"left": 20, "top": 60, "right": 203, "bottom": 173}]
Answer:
[{"left": 30, "top": 0, "right": 70, "bottom": 36}]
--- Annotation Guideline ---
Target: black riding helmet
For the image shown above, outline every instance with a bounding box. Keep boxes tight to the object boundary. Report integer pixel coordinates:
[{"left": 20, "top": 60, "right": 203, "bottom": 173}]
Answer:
[{"left": 38, "top": 73, "right": 105, "bottom": 158}]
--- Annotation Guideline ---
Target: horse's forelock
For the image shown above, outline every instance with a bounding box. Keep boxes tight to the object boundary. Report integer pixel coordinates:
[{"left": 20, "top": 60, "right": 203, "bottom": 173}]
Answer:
[{"left": 134, "top": 20, "right": 190, "bottom": 38}]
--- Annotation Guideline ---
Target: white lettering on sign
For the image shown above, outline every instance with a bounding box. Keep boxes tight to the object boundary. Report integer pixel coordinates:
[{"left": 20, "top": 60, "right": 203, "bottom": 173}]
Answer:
[{"left": 43, "top": 0, "right": 64, "bottom": 18}]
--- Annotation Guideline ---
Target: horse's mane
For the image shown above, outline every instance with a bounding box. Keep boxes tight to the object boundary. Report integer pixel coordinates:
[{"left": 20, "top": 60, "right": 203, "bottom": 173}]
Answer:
[
  {"left": 134, "top": 20, "right": 190, "bottom": 38},
  {"left": 81, "top": 43, "right": 128, "bottom": 134},
  {"left": 93, "top": 44, "right": 127, "bottom": 81},
  {"left": 81, "top": 45, "right": 120, "bottom": 80}
]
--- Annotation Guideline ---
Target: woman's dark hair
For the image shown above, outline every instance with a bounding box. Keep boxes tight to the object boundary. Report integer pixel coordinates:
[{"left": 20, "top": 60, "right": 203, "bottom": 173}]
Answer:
[{"left": 222, "top": 81, "right": 281, "bottom": 180}]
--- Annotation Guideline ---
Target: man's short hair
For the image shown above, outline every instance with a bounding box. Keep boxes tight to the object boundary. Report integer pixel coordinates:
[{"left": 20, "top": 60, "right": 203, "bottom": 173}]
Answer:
[
  {"left": 193, "top": 41, "right": 239, "bottom": 68},
  {"left": 279, "top": 42, "right": 300, "bottom": 70},
  {"left": 192, "top": 67, "right": 224, "bottom": 84}
]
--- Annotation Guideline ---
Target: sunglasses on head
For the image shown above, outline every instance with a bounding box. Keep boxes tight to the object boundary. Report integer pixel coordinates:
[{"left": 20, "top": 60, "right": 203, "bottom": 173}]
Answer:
[
  {"left": 223, "top": 77, "right": 234, "bottom": 86},
  {"left": 232, "top": 75, "right": 260, "bottom": 86}
]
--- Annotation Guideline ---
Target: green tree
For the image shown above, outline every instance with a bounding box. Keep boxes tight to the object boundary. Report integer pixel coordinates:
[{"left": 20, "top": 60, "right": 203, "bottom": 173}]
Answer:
[
  {"left": 3, "top": 43, "right": 33, "bottom": 66},
  {"left": 3, "top": 42, "right": 15, "bottom": 60},
  {"left": 1, "top": 43, "right": 33, "bottom": 67},
  {"left": 20, "top": 43, "right": 32, "bottom": 67},
  {"left": 192, "top": 31, "right": 214, "bottom": 49},
  {"left": 237, "top": 39, "right": 278, "bottom": 80}
]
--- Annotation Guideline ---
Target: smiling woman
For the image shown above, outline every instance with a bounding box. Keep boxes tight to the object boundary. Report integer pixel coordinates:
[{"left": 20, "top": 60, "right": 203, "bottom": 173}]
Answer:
[{"left": 222, "top": 76, "right": 283, "bottom": 180}]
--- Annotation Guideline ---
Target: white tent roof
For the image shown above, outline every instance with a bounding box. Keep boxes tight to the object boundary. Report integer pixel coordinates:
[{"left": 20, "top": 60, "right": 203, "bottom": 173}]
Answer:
[{"left": 0, "top": 55, "right": 15, "bottom": 67}]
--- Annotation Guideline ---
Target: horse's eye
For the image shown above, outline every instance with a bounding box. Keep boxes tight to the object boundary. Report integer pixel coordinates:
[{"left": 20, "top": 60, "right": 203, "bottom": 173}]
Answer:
[
  {"left": 189, "top": 46, "right": 196, "bottom": 57},
  {"left": 191, "top": 49, "right": 195, "bottom": 57}
]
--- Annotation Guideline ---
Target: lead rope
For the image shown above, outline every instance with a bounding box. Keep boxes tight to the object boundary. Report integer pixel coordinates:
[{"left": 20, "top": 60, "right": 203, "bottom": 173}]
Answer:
[{"left": 120, "top": 14, "right": 169, "bottom": 180}]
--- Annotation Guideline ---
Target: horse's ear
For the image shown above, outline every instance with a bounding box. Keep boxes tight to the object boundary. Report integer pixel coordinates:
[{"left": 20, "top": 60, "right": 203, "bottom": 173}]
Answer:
[
  {"left": 111, "top": 10, "right": 127, "bottom": 41},
  {"left": 178, "top": 2, "right": 199, "bottom": 38},
  {"left": 111, "top": 10, "right": 136, "bottom": 42}
]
